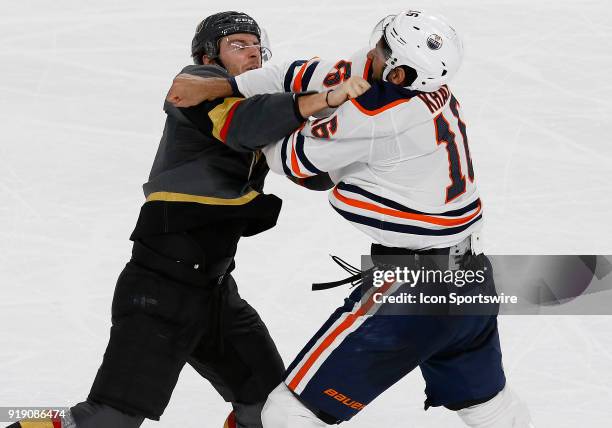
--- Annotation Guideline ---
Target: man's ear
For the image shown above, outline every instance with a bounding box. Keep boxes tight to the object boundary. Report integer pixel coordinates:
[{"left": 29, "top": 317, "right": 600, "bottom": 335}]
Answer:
[
  {"left": 387, "top": 66, "right": 406, "bottom": 86},
  {"left": 202, "top": 55, "right": 215, "bottom": 65}
]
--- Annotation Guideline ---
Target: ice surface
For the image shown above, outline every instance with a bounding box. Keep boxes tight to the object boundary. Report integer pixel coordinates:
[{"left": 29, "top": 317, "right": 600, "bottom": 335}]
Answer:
[{"left": 1, "top": 0, "right": 611, "bottom": 426}]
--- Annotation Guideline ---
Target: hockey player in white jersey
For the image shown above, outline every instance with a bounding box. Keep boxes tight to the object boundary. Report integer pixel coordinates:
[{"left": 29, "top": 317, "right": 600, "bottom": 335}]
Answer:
[{"left": 167, "top": 9, "right": 535, "bottom": 428}]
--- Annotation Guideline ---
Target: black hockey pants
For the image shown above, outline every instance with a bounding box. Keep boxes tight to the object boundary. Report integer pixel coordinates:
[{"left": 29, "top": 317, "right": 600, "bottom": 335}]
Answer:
[{"left": 80, "top": 224, "right": 284, "bottom": 426}]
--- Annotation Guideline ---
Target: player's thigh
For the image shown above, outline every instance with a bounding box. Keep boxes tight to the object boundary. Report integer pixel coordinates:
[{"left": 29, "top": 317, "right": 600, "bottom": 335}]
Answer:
[
  {"left": 283, "top": 298, "right": 452, "bottom": 423},
  {"left": 188, "top": 274, "right": 285, "bottom": 404},
  {"left": 89, "top": 261, "right": 210, "bottom": 419}
]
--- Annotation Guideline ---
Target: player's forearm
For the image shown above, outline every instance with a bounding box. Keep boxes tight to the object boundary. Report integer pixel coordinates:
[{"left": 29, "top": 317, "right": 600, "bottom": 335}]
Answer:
[
  {"left": 176, "top": 84, "right": 332, "bottom": 125},
  {"left": 166, "top": 76, "right": 235, "bottom": 107},
  {"left": 296, "top": 92, "right": 332, "bottom": 119},
  {"left": 196, "top": 77, "right": 234, "bottom": 100}
]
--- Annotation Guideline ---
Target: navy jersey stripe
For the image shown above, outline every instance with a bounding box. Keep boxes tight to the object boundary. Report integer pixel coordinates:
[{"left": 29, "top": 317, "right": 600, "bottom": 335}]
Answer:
[
  {"left": 301, "top": 61, "right": 320, "bottom": 91},
  {"left": 295, "top": 133, "right": 324, "bottom": 174},
  {"left": 337, "top": 182, "right": 480, "bottom": 217},
  {"left": 331, "top": 204, "right": 483, "bottom": 236},
  {"left": 353, "top": 81, "right": 420, "bottom": 112},
  {"left": 280, "top": 135, "right": 293, "bottom": 176},
  {"left": 227, "top": 77, "right": 242, "bottom": 97},
  {"left": 284, "top": 60, "right": 307, "bottom": 92}
]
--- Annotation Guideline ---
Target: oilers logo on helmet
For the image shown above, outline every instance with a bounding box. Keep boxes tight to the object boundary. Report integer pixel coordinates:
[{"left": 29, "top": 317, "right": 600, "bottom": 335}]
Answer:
[{"left": 427, "top": 34, "right": 443, "bottom": 50}]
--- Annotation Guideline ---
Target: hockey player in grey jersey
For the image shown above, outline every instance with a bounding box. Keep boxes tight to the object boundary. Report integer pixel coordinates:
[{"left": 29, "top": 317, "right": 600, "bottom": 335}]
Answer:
[{"left": 7, "top": 11, "right": 369, "bottom": 428}]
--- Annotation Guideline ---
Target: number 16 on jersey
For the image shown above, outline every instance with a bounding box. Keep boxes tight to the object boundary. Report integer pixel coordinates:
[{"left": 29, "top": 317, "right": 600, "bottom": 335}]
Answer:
[{"left": 434, "top": 95, "right": 475, "bottom": 203}]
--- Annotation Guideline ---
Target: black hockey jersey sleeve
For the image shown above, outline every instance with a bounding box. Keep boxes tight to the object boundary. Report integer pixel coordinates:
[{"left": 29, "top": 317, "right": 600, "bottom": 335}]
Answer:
[
  {"left": 172, "top": 65, "right": 303, "bottom": 153},
  {"left": 181, "top": 93, "right": 303, "bottom": 153}
]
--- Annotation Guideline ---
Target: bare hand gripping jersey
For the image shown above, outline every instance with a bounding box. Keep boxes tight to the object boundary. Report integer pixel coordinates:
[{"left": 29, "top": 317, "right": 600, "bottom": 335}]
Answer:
[{"left": 236, "top": 48, "right": 482, "bottom": 250}]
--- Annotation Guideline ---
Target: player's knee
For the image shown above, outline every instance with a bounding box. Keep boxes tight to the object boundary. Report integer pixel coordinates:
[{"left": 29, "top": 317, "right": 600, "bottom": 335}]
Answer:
[
  {"left": 261, "top": 384, "right": 327, "bottom": 428},
  {"left": 457, "top": 386, "right": 535, "bottom": 428}
]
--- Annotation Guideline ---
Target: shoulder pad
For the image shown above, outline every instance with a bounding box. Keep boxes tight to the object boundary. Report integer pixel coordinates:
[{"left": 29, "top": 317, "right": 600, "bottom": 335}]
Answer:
[{"left": 179, "top": 64, "right": 230, "bottom": 79}]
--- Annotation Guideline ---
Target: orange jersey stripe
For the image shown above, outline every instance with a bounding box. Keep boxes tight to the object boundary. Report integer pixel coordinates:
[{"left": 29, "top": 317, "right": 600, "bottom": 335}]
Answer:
[
  {"left": 290, "top": 134, "right": 310, "bottom": 178},
  {"left": 333, "top": 187, "right": 481, "bottom": 227},
  {"left": 350, "top": 97, "right": 411, "bottom": 116},
  {"left": 287, "top": 278, "right": 396, "bottom": 391},
  {"left": 290, "top": 141, "right": 309, "bottom": 178},
  {"left": 292, "top": 61, "right": 310, "bottom": 92}
]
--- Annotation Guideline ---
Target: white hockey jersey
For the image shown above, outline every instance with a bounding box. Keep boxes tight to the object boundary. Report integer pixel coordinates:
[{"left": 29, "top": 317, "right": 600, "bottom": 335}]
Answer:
[{"left": 235, "top": 48, "right": 483, "bottom": 250}]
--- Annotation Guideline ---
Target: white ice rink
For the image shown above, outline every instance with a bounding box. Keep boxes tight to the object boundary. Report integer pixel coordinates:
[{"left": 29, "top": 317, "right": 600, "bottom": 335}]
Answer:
[{"left": 1, "top": 0, "right": 612, "bottom": 426}]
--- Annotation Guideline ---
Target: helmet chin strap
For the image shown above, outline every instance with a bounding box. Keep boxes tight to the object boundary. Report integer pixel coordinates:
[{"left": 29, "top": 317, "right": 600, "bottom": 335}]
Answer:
[
  {"left": 214, "top": 38, "right": 227, "bottom": 70},
  {"left": 382, "top": 59, "right": 395, "bottom": 82}
]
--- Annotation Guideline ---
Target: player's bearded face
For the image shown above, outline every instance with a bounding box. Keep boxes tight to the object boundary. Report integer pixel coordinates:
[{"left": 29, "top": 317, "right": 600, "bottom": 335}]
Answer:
[
  {"left": 367, "top": 38, "right": 390, "bottom": 81},
  {"left": 217, "top": 33, "right": 262, "bottom": 76}
]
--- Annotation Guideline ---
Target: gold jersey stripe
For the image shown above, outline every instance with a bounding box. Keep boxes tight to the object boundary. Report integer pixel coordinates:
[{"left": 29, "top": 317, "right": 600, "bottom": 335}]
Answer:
[
  {"left": 208, "top": 97, "right": 243, "bottom": 142},
  {"left": 146, "top": 190, "right": 259, "bottom": 206},
  {"left": 20, "top": 420, "right": 56, "bottom": 428}
]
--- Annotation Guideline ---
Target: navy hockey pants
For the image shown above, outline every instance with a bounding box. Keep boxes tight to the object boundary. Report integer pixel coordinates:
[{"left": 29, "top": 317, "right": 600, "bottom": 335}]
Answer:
[{"left": 283, "top": 252, "right": 506, "bottom": 423}]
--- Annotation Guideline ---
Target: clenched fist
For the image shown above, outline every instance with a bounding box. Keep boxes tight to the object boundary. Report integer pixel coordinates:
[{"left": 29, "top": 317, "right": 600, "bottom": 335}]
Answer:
[{"left": 326, "top": 76, "right": 372, "bottom": 108}]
